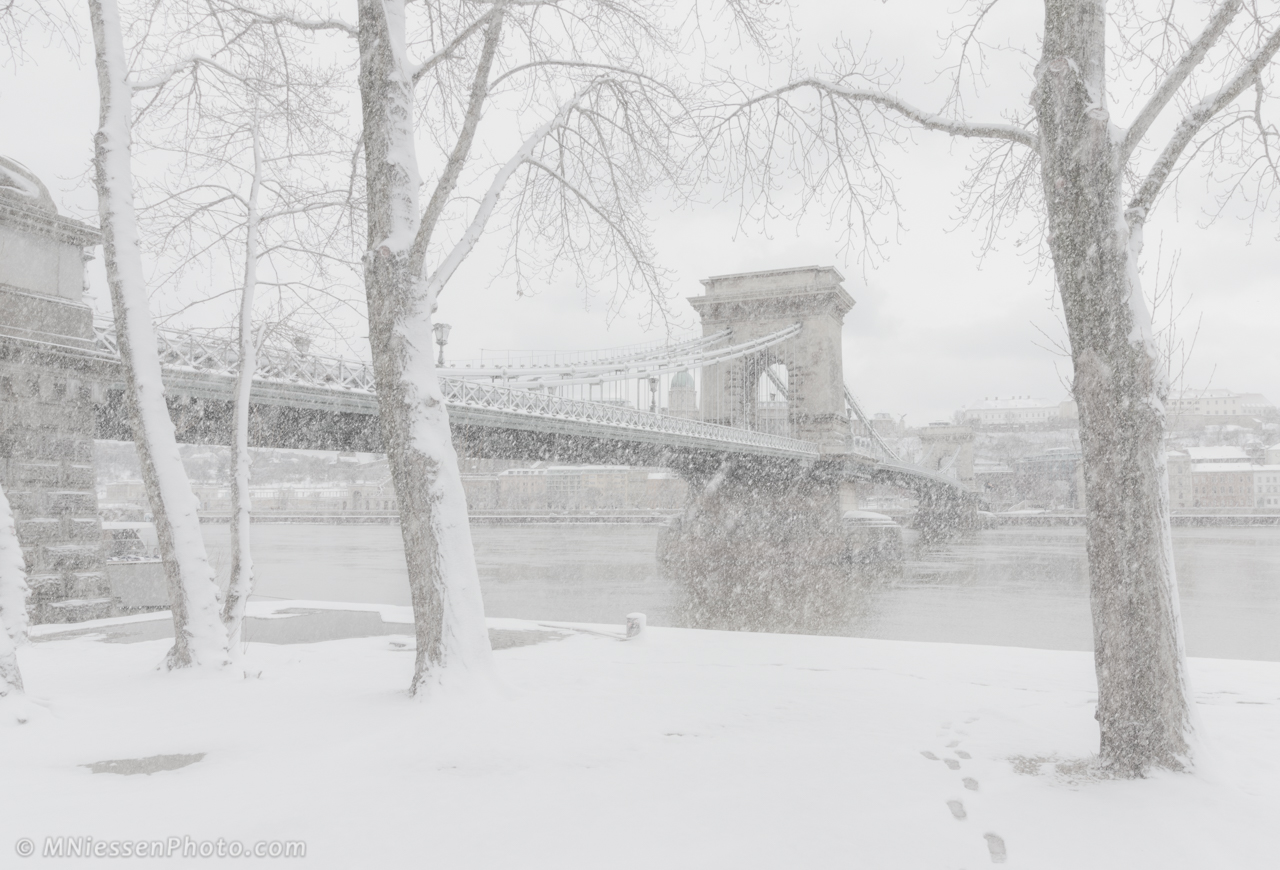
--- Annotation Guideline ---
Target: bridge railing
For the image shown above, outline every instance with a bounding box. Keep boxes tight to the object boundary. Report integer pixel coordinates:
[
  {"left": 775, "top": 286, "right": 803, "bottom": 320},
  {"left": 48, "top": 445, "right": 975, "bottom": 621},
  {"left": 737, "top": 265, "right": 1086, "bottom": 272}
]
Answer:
[
  {"left": 92, "top": 320, "right": 820, "bottom": 456},
  {"left": 93, "top": 320, "right": 378, "bottom": 392},
  {"left": 439, "top": 377, "right": 820, "bottom": 455}
]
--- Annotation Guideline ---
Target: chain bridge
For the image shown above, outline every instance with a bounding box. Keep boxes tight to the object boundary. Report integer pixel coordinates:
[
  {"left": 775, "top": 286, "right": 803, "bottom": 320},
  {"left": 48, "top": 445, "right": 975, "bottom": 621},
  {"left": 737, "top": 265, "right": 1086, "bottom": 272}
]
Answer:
[
  {"left": 80, "top": 273, "right": 968, "bottom": 494},
  {"left": 1, "top": 158, "right": 975, "bottom": 623}
]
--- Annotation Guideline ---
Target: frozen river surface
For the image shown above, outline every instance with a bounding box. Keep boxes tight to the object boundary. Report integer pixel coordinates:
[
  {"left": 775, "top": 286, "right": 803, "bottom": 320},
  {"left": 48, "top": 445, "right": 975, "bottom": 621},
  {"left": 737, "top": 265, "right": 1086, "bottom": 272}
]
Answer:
[{"left": 202, "top": 523, "right": 1280, "bottom": 661}]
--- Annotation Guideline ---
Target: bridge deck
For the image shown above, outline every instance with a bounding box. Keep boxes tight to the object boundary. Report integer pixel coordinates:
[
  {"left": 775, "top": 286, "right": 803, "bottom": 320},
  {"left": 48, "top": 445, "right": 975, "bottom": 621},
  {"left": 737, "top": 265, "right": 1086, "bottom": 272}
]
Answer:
[{"left": 5, "top": 322, "right": 972, "bottom": 491}]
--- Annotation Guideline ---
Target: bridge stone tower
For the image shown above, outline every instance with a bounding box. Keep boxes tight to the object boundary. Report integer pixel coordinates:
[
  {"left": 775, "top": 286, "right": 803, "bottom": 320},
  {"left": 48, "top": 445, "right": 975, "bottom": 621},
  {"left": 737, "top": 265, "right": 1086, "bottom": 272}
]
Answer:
[
  {"left": 0, "top": 157, "right": 110, "bottom": 622},
  {"left": 688, "top": 266, "right": 853, "bottom": 453},
  {"left": 659, "top": 266, "right": 871, "bottom": 634}
]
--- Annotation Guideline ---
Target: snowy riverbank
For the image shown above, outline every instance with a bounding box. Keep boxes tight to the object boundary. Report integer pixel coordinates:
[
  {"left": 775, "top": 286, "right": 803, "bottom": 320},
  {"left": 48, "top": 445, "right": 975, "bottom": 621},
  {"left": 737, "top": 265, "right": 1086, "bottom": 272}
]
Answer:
[{"left": 3, "top": 604, "right": 1277, "bottom": 868}]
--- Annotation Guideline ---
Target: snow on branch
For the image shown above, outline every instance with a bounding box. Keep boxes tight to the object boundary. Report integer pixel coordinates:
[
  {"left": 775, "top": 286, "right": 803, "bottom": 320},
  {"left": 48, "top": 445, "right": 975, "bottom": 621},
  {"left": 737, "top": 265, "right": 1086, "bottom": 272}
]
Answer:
[
  {"left": 1120, "top": 0, "right": 1243, "bottom": 161},
  {"left": 422, "top": 98, "right": 579, "bottom": 301},
  {"left": 1129, "top": 22, "right": 1280, "bottom": 223},
  {"left": 740, "top": 77, "right": 1038, "bottom": 148},
  {"left": 220, "top": 3, "right": 355, "bottom": 37},
  {"left": 490, "top": 60, "right": 667, "bottom": 91},
  {"left": 410, "top": 8, "right": 500, "bottom": 85},
  {"left": 129, "top": 54, "right": 250, "bottom": 92},
  {"left": 411, "top": 9, "right": 506, "bottom": 269}
]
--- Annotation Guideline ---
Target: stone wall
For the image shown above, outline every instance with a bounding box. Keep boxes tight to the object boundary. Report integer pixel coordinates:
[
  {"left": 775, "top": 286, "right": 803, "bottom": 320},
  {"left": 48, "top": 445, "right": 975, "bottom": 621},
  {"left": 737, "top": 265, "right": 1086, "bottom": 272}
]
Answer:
[{"left": 0, "top": 157, "right": 109, "bottom": 622}]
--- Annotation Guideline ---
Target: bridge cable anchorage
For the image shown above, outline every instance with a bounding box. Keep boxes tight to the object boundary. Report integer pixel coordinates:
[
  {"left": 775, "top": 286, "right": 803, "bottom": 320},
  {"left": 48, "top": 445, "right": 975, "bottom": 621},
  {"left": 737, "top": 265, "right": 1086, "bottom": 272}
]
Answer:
[
  {"left": 844, "top": 385, "right": 901, "bottom": 462},
  {"left": 439, "top": 323, "right": 804, "bottom": 387}
]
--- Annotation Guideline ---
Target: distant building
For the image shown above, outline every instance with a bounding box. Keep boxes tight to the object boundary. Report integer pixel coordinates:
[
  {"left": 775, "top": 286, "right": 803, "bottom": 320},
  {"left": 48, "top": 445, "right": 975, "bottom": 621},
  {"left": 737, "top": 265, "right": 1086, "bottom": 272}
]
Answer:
[
  {"left": 1169, "top": 448, "right": 1280, "bottom": 511},
  {"left": 1168, "top": 389, "right": 1278, "bottom": 428},
  {"left": 666, "top": 370, "right": 698, "bottom": 418},
  {"left": 851, "top": 412, "right": 902, "bottom": 440},
  {"left": 1181, "top": 446, "right": 1251, "bottom": 463},
  {"left": 465, "top": 464, "right": 687, "bottom": 513},
  {"left": 1187, "top": 462, "right": 1255, "bottom": 510},
  {"left": 189, "top": 481, "right": 399, "bottom": 516},
  {"left": 1254, "top": 466, "right": 1280, "bottom": 509},
  {"left": 955, "top": 396, "right": 1077, "bottom": 430}
]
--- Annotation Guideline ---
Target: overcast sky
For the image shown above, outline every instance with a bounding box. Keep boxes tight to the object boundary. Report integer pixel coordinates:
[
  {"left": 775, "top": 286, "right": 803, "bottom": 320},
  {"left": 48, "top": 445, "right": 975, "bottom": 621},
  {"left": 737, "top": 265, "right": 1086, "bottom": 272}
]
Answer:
[{"left": 2, "top": 1, "right": 1277, "bottom": 426}]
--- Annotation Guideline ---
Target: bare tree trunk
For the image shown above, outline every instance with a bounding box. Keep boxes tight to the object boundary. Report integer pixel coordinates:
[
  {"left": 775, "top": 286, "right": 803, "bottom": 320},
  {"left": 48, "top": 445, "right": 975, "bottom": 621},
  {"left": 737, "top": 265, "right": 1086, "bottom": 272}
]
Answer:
[
  {"left": 0, "top": 482, "right": 28, "bottom": 701},
  {"left": 1036, "top": 0, "right": 1193, "bottom": 774},
  {"left": 222, "top": 125, "right": 263, "bottom": 649},
  {"left": 89, "top": 0, "right": 229, "bottom": 669},
  {"left": 356, "top": 0, "right": 491, "bottom": 695}
]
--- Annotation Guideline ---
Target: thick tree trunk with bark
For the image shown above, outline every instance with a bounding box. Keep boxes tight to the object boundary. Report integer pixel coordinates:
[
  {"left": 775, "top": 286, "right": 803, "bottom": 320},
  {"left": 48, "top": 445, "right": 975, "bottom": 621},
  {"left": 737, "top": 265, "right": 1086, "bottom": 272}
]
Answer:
[
  {"left": 1035, "top": 0, "right": 1193, "bottom": 774},
  {"left": 0, "top": 483, "right": 28, "bottom": 702},
  {"left": 356, "top": 0, "right": 491, "bottom": 695},
  {"left": 221, "top": 127, "right": 263, "bottom": 650},
  {"left": 89, "top": 0, "right": 230, "bottom": 670}
]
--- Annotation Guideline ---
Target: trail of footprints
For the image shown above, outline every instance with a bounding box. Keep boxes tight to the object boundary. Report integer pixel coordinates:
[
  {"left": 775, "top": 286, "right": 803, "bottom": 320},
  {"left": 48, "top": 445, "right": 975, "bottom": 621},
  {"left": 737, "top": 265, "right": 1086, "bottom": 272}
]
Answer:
[{"left": 920, "top": 726, "right": 1008, "bottom": 865}]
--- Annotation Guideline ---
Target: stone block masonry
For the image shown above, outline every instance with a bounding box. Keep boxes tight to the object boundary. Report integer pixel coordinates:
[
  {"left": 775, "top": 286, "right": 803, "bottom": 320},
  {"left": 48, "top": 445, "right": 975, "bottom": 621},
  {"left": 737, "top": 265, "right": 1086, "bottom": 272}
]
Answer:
[{"left": 1, "top": 156, "right": 111, "bottom": 623}]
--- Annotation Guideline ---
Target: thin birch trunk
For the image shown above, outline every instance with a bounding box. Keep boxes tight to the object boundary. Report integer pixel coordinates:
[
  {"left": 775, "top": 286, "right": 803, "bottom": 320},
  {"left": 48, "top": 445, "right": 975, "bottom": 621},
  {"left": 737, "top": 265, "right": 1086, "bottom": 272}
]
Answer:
[
  {"left": 89, "top": 0, "right": 230, "bottom": 669},
  {"left": 1036, "top": 0, "right": 1193, "bottom": 774},
  {"left": 0, "top": 483, "right": 28, "bottom": 701},
  {"left": 357, "top": 0, "right": 491, "bottom": 695},
  {"left": 221, "top": 124, "right": 263, "bottom": 649}
]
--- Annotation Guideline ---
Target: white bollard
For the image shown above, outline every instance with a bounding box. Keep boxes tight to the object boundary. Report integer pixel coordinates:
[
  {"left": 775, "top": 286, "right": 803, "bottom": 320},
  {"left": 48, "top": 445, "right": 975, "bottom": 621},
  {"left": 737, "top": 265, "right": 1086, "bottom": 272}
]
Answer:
[{"left": 625, "top": 612, "right": 647, "bottom": 639}]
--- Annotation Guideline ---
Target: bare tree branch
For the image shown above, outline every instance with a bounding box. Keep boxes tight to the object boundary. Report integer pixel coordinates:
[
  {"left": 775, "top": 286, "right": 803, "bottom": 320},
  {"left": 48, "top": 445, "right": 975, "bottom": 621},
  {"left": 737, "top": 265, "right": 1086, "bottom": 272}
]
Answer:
[
  {"left": 1129, "top": 22, "right": 1280, "bottom": 224},
  {"left": 410, "top": 8, "right": 498, "bottom": 84},
  {"left": 739, "top": 77, "right": 1038, "bottom": 148},
  {"left": 424, "top": 94, "right": 582, "bottom": 301},
  {"left": 1120, "top": 0, "right": 1242, "bottom": 160},
  {"left": 410, "top": 8, "right": 505, "bottom": 273},
  {"left": 221, "top": 3, "right": 355, "bottom": 37}
]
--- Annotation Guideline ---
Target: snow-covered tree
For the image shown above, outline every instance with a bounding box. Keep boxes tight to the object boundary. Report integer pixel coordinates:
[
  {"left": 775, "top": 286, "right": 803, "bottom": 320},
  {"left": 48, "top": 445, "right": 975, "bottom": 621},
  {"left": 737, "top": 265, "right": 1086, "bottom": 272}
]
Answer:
[
  {"left": 127, "top": 12, "right": 359, "bottom": 651},
  {"left": 87, "top": 0, "right": 230, "bottom": 669},
  {"left": 727, "top": 0, "right": 1280, "bottom": 775},
  {"left": 0, "top": 483, "right": 30, "bottom": 710},
  {"left": 249, "top": 0, "right": 771, "bottom": 695}
]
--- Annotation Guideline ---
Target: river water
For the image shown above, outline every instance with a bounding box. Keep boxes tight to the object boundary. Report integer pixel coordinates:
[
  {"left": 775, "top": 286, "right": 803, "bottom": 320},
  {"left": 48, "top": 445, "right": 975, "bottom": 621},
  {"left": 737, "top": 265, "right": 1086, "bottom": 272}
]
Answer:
[{"left": 201, "top": 523, "right": 1280, "bottom": 662}]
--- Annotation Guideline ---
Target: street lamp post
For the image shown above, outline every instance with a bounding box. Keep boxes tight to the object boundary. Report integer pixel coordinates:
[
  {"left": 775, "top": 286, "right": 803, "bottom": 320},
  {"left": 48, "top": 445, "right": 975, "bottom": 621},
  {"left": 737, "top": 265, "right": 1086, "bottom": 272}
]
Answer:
[{"left": 432, "top": 322, "right": 451, "bottom": 366}]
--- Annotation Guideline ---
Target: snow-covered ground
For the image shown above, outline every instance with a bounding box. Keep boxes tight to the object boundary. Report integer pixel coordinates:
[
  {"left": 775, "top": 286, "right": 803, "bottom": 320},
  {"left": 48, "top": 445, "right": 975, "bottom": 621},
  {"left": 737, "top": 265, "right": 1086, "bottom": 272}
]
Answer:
[{"left": 3, "top": 602, "right": 1277, "bottom": 868}]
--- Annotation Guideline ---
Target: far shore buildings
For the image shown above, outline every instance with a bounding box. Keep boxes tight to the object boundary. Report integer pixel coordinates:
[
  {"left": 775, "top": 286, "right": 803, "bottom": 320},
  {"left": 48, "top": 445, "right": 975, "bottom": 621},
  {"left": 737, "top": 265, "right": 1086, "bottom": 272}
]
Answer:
[
  {"left": 956, "top": 389, "right": 1278, "bottom": 432},
  {"left": 1168, "top": 446, "right": 1280, "bottom": 511},
  {"left": 955, "top": 396, "right": 1079, "bottom": 430},
  {"left": 1168, "top": 389, "right": 1279, "bottom": 428},
  {"left": 101, "top": 462, "right": 688, "bottom": 518}
]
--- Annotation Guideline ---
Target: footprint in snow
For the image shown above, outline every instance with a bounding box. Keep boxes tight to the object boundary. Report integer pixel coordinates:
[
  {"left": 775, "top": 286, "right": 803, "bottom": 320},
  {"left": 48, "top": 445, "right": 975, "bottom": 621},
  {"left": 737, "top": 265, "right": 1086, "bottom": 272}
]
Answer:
[
  {"left": 924, "top": 734, "right": 1007, "bottom": 864},
  {"left": 985, "top": 833, "right": 1008, "bottom": 864}
]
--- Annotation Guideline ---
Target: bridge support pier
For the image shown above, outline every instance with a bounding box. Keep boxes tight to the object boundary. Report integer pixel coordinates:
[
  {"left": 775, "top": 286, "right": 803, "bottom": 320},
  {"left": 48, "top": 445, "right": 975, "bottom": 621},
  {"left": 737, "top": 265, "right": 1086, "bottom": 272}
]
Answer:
[
  {"left": 658, "top": 457, "right": 867, "bottom": 633},
  {"left": 1, "top": 159, "right": 110, "bottom": 622}
]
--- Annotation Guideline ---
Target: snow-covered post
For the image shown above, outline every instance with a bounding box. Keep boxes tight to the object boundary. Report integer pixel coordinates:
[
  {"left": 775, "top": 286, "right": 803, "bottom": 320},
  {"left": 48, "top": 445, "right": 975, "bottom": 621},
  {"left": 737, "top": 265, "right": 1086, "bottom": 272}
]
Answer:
[
  {"left": 356, "top": 0, "right": 494, "bottom": 695},
  {"left": 221, "top": 123, "right": 263, "bottom": 651},
  {"left": 88, "top": 0, "right": 230, "bottom": 670},
  {"left": 0, "top": 483, "right": 29, "bottom": 703}
]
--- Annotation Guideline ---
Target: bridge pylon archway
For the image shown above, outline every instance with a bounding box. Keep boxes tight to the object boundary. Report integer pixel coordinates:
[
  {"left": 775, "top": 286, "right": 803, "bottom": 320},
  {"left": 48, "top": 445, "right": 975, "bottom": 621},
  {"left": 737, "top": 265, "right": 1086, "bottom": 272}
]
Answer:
[{"left": 688, "top": 266, "right": 854, "bottom": 454}]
